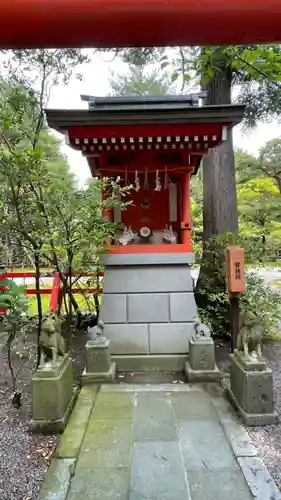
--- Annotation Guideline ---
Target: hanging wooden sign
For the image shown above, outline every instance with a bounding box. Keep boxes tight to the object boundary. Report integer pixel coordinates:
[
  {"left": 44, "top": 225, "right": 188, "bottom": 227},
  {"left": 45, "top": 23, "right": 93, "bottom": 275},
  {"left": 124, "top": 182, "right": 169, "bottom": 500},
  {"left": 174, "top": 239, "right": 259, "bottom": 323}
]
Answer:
[{"left": 226, "top": 246, "right": 246, "bottom": 294}]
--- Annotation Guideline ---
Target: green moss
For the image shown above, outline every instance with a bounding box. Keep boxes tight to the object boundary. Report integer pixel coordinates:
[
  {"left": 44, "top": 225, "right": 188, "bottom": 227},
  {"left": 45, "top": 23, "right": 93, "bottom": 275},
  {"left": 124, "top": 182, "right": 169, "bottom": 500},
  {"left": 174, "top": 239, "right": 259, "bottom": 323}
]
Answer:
[{"left": 57, "top": 386, "right": 98, "bottom": 459}]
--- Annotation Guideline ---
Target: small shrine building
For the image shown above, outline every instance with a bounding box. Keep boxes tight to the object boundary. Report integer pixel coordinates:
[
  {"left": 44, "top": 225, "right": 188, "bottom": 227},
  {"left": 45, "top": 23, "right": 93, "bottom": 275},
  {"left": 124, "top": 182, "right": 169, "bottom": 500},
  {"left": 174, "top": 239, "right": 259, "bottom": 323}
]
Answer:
[{"left": 46, "top": 94, "right": 244, "bottom": 371}]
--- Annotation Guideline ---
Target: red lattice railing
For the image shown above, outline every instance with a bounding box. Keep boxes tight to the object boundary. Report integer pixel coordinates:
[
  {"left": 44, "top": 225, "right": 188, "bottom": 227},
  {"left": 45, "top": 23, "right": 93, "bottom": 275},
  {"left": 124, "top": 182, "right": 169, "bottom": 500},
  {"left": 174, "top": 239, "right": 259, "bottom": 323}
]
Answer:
[{"left": 0, "top": 271, "right": 104, "bottom": 315}]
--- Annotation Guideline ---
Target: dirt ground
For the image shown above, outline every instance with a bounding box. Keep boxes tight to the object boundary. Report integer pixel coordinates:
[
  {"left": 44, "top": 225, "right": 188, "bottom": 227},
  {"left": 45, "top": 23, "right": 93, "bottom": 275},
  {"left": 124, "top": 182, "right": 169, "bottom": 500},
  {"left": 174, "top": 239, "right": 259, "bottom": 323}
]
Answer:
[
  {"left": 0, "top": 327, "right": 88, "bottom": 500},
  {"left": 0, "top": 332, "right": 280, "bottom": 500}
]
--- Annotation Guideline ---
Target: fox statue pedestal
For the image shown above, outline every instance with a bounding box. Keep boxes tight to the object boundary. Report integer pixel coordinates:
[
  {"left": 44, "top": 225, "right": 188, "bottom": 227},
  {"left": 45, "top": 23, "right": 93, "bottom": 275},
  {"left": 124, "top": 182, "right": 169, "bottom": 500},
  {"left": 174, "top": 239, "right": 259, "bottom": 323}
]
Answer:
[
  {"left": 228, "top": 311, "right": 278, "bottom": 426},
  {"left": 82, "top": 320, "right": 116, "bottom": 384},
  {"left": 228, "top": 350, "right": 278, "bottom": 426},
  {"left": 30, "top": 355, "right": 78, "bottom": 433},
  {"left": 185, "top": 320, "right": 220, "bottom": 382}
]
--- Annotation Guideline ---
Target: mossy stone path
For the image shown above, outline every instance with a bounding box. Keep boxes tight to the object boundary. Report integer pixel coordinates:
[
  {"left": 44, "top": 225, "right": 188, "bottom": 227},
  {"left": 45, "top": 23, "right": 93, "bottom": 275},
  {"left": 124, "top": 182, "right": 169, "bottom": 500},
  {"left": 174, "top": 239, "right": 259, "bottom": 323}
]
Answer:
[{"left": 38, "top": 383, "right": 281, "bottom": 500}]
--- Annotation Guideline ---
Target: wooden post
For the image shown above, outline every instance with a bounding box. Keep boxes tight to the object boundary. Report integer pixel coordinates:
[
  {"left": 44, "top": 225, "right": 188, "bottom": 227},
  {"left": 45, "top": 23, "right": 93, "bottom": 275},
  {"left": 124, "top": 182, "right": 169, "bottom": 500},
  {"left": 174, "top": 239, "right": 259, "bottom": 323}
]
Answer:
[
  {"left": 102, "top": 189, "right": 113, "bottom": 246},
  {"left": 181, "top": 173, "right": 191, "bottom": 245},
  {"left": 229, "top": 293, "right": 240, "bottom": 353},
  {"left": 226, "top": 246, "right": 245, "bottom": 353}
]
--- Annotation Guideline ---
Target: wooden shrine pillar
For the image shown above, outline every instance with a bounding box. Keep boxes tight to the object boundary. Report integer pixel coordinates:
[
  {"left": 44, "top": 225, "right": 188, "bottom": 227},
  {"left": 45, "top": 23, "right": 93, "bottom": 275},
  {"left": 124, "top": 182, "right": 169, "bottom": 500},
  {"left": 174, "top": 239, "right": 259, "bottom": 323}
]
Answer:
[
  {"left": 181, "top": 173, "right": 192, "bottom": 246},
  {"left": 102, "top": 190, "right": 113, "bottom": 246}
]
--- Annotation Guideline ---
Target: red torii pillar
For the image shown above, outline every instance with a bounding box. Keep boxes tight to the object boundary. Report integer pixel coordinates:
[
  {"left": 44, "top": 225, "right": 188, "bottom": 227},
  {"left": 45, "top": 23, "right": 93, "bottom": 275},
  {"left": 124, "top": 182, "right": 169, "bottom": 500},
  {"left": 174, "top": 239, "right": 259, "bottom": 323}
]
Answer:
[{"left": 1, "top": 1, "right": 281, "bottom": 48}]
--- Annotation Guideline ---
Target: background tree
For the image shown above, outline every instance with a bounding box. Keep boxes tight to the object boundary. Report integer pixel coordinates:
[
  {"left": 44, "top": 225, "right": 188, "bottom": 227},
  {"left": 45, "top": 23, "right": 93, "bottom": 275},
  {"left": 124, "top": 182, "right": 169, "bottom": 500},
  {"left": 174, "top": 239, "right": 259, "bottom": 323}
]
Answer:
[
  {"left": 259, "top": 138, "right": 281, "bottom": 194},
  {"left": 0, "top": 49, "right": 110, "bottom": 364},
  {"left": 238, "top": 177, "right": 281, "bottom": 256},
  {"left": 109, "top": 64, "right": 173, "bottom": 96}
]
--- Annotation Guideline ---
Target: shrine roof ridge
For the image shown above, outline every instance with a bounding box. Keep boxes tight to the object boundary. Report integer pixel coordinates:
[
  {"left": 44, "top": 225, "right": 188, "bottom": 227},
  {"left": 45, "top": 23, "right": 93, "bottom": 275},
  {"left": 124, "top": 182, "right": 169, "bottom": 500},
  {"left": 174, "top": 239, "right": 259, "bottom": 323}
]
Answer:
[
  {"left": 80, "top": 93, "right": 208, "bottom": 108},
  {"left": 46, "top": 103, "right": 245, "bottom": 132}
]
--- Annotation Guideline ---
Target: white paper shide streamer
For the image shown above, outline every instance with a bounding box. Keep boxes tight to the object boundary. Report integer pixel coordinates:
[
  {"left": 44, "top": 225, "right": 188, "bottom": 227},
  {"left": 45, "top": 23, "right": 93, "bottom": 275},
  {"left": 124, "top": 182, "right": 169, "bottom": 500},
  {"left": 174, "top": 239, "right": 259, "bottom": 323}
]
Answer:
[{"left": 155, "top": 169, "right": 162, "bottom": 191}]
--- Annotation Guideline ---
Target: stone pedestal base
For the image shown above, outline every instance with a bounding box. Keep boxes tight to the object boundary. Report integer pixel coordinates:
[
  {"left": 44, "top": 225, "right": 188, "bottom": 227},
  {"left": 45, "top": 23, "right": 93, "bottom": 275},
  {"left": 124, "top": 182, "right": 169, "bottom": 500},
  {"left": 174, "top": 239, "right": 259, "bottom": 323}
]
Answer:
[
  {"left": 82, "top": 363, "right": 116, "bottom": 384},
  {"left": 228, "top": 352, "right": 278, "bottom": 426},
  {"left": 30, "top": 355, "right": 78, "bottom": 433},
  {"left": 185, "top": 361, "right": 221, "bottom": 382},
  {"left": 82, "top": 339, "right": 116, "bottom": 384},
  {"left": 185, "top": 337, "right": 220, "bottom": 382},
  {"left": 99, "top": 252, "right": 197, "bottom": 371}
]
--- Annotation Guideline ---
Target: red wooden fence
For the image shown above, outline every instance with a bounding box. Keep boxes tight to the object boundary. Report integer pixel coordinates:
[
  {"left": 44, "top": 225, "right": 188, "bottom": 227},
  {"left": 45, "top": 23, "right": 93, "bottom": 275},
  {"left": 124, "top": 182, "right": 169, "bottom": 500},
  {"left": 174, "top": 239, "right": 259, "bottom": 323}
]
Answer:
[{"left": 0, "top": 271, "right": 104, "bottom": 315}]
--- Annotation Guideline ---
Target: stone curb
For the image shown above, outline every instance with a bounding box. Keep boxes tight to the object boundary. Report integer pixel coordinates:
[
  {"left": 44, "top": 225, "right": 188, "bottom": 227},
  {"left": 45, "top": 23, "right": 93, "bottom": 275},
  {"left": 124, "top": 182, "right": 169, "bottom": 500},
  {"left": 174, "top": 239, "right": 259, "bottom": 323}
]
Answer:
[
  {"left": 213, "top": 390, "right": 281, "bottom": 500},
  {"left": 238, "top": 457, "right": 281, "bottom": 500},
  {"left": 37, "top": 458, "right": 76, "bottom": 500},
  {"left": 57, "top": 385, "right": 99, "bottom": 459}
]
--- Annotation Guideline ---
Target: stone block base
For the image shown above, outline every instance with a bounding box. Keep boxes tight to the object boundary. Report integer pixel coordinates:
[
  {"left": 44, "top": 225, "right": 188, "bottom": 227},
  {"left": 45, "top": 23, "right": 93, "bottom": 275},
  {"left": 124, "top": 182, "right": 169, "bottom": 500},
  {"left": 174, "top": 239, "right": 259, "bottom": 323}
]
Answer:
[
  {"left": 229, "top": 353, "right": 278, "bottom": 426},
  {"left": 189, "top": 337, "right": 216, "bottom": 371},
  {"left": 185, "top": 361, "right": 221, "bottom": 383},
  {"left": 82, "top": 362, "right": 116, "bottom": 384},
  {"left": 112, "top": 354, "right": 187, "bottom": 372},
  {"left": 30, "top": 356, "right": 78, "bottom": 433},
  {"left": 99, "top": 253, "right": 198, "bottom": 361},
  {"left": 30, "top": 387, "right": 79, "bottom": 434},
  {"left": 86, "top": 339, "right": 111, "bottom": 373},
  {"left": 227, "top": 387, "right": 278, "bottom": 426}
]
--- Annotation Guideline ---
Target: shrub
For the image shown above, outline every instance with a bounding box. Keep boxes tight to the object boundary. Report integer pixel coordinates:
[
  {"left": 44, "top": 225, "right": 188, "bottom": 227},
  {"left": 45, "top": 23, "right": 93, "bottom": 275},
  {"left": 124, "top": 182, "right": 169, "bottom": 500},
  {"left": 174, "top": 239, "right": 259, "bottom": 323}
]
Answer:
[
  {"left": 198, "top": 271, "right": 281, "bottom": 337},
  {"left": 196, "top": 233, "right": 281, "bottom": 337}
]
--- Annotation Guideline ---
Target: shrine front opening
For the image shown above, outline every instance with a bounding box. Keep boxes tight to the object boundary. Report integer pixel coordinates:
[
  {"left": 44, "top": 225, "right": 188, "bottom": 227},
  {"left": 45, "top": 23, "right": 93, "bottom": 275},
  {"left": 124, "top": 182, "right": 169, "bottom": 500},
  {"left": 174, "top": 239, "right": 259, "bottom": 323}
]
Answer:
[{"left": 46, "top": 94, "right": 245, "bottom": 371}]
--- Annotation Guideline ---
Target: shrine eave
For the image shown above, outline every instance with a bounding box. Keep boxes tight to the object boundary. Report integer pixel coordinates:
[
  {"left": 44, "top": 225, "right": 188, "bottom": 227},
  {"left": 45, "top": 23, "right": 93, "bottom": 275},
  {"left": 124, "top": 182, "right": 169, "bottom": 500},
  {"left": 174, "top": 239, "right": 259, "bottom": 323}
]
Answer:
[{"left": 45, "top": 104, "right": 245, "bottom": 132}]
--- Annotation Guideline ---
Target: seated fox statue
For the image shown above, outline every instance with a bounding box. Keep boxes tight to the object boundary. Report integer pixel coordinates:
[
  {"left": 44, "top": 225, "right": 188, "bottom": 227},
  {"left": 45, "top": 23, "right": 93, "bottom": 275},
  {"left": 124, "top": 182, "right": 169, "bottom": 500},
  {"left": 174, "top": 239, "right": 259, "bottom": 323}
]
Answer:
[
  {"left": 39, "top": 312, "right": 65, "bottom": 367},
  {"left": 237, "top": 310, "right": 264, "bottom": 361}
]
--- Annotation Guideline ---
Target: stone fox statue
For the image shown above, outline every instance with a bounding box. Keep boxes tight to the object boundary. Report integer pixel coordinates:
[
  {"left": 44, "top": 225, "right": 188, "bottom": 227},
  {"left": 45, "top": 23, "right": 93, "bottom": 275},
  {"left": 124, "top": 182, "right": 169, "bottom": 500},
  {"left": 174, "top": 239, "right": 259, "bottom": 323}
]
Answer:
[
  {"left": 237, "top": 311, "right": 264, "bottom": 361},
  {"left": 39, "top": 312, "right": 65, "bottom": 366}
]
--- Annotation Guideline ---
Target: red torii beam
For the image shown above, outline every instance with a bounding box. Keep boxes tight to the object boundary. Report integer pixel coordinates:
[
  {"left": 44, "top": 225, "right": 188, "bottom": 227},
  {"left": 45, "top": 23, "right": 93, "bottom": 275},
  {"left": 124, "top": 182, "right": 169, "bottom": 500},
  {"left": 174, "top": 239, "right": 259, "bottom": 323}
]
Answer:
[{"left": 0, "top": 0, "right": 281, "bottom": 48}]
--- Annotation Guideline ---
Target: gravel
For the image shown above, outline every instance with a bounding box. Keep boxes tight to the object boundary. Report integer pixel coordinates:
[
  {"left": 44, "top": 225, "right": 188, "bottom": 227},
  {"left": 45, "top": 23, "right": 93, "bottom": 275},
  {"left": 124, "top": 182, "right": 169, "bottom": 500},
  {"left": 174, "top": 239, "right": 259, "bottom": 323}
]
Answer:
[
  {"left": 0, "top": 331, "right": 280, "bottom": 499},
  {"left": 247, "top": 341, "right": 281, "bottom": 490},
  {"left": 0, "top": 328, "right": 86, "bottom": 500},
  {"left": 216, "top": 338, "right": 281, "bottom": 490}
]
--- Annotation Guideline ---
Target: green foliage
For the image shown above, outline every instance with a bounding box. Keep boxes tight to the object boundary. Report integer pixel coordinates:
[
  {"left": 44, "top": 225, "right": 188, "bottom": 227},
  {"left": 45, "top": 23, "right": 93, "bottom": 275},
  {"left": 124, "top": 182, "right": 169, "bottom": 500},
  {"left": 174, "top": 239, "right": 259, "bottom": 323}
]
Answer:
[
  {"left": 109, "top": 64, "right": 174, "bottom": 96},
  {"left": 196, "top": 234, "right": 281, "bottom": 337},
  {"left": 0, "top": 278, "right": 29, "bottom": 389},
  {"left": 0, "top": 48, "right": 131, "bottom": 337},
  {"left": 198, "top": 270, "right": 281, "bottom": 338},
  {"left": 164, "top": 45, "right": 281, "bottom": 126},
  {"left": 191, "top": 148, "right": 281, "bottom": 262},
  {"left": 118, "top": 48, "right": 164, "bottom": 66},
  {"left": 235, "top": 147, "right": 281, "bottom": 260},
  {"left": 241, "top": 272, "right": 281, "bottom": 336},
  {"left": 259, "top": 138, "right": 281, "bottom": 193},
  {"left": 0, "top": 280, "right": 28, "bottom": 323},
  {"left": 238, "top": 176, "right": 281, "bottom": 251}
]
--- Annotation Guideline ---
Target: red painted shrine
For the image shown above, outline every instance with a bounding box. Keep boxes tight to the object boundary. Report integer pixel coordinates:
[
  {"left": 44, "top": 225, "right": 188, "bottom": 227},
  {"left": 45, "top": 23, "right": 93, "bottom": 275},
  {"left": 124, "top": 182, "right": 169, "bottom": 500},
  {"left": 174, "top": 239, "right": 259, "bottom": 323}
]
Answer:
[
  {"left": 47, "top": 95, "right": 244, "bottom": 254},
  {"left": 46, "top": 95, "right": 244, "bottom": 370}
]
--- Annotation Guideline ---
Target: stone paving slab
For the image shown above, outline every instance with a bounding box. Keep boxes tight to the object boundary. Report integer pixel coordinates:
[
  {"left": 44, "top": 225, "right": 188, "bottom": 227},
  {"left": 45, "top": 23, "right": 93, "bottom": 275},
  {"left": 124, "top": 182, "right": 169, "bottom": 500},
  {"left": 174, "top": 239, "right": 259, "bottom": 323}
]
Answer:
[
  {"left": 172, "top": 391, "right": 218, "bottom": 420},
  {"left": 130, "top": 441, "right": 190, "bottom": 500},
  {"left": 76, "top": 418, "right": 132, "bottom": 470},
  {"left": 100, "top": 383, "right": 205, "bottom": 392},
  {"left": 37, "top": 383, "right": 280, "bottom": 500},
  {"left": 186, "top": 468, "right": 253, "bottom": 500},
  {"left": 179, "top": 419, "right": 237, "bottom": 470},
  {"left": 91, "top": 392, "right": 133, "bottom": 419},
  {"left": 57, "top": 386, "right": 98, "bottom": 459},
  {"left": 133, "top": 393, "right": 177, "bottom": 441},
  {"left": 67, "top": 468, "right": 130, "bottom": 500}
]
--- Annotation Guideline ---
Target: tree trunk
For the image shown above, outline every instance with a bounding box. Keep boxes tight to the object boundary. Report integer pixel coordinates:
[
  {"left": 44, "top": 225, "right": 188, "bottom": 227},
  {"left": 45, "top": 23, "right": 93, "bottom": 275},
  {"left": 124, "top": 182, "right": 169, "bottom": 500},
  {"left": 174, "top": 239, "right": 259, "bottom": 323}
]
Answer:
[
  {"left": 7, "top": 326, "right": 16, "bottom": 390},
  {"left": 34, "top": 251, "right": 43, "bottom": 368},
  {"left": 202, "top": 67, "right": 238, "bottom": 240},
  {"left": 195, "top": 60, "right": 238, "bottom": 326}
]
